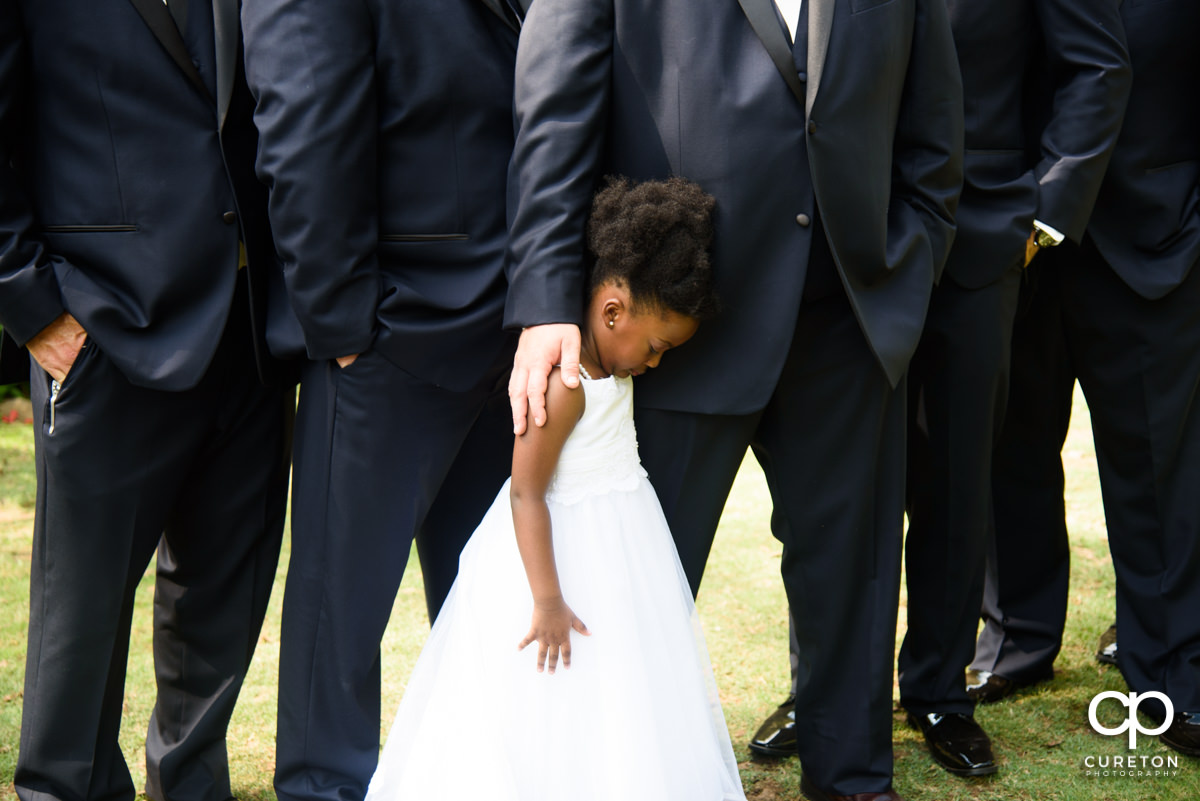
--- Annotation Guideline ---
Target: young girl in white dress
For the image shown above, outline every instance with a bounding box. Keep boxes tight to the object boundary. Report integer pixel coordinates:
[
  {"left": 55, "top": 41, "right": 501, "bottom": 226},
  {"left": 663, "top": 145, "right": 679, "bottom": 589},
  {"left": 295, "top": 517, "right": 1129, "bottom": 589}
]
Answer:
[{"left": 365, "top": 177, "right": 747, "bottom": 801}]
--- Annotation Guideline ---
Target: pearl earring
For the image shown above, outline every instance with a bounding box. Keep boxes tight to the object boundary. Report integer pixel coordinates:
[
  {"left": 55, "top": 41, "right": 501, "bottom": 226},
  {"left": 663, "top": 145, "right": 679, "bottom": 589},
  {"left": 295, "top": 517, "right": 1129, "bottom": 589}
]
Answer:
[{"left": 607, "top": 319, "right": 615, "bottom": 328}]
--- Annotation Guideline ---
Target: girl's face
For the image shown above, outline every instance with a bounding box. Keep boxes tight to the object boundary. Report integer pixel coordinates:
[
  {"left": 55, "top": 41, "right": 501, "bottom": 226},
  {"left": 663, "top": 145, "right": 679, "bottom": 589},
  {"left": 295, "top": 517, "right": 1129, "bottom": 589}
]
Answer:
[{"left": 590, "top": 285, "right": 699, "bottom": 378}]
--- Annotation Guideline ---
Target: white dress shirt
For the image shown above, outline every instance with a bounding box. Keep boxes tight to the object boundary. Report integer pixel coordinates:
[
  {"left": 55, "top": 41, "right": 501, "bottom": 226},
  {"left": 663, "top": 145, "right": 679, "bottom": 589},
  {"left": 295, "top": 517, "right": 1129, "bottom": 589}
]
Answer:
[{"left": 774, "top": 0, "right": 803, "bottom": 44}]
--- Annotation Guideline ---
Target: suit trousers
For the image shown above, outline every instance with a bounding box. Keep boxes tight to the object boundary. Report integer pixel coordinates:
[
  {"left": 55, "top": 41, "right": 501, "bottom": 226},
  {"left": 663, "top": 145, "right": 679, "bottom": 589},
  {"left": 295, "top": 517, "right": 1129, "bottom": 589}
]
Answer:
[
  {"left": 898, "top": 269, "right": 1021, "bottom": 716},
  {"left": 973, "top": 251, "right": 1076, "bottom": 682},
  {"left": 15, "top": 278, "right": 292, "bottom": 801},
  {"left": 636, "top": 289, "right": 906, "bottom": 795},
  {"left": 273, "top": 350, "right": 512, "bottom": 801},
  {"left": 977, "top": 239, "right": 1200, "bottom": 717}
]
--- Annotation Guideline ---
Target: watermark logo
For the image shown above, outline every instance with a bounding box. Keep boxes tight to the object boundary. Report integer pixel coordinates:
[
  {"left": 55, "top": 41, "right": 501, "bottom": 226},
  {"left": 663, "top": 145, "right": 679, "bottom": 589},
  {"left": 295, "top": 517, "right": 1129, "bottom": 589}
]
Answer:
[{"left": 1088, "top": 691, "right": 1173, "bottom": 749}]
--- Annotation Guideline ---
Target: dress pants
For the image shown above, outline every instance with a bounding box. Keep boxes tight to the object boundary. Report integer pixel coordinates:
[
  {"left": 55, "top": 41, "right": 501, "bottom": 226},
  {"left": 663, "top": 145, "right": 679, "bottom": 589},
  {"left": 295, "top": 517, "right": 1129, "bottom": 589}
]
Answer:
[
  {"left": 637, "top": 289, "right": 906, "bottom": 795},
  {"left": 16, "top": 278, "right": 292, "bottom": 801},
  {"left": 973, "top": 251, "right": 1076, "bottom": 682},
  {"left": 976, "top": 239, "right": 1200, "bottom": 718},
  {"left": 899, "top": 269, "right": 1021, "bottom": 717},
  {"left": 273, "top": 350, "right": 512, "bottom": 801}
]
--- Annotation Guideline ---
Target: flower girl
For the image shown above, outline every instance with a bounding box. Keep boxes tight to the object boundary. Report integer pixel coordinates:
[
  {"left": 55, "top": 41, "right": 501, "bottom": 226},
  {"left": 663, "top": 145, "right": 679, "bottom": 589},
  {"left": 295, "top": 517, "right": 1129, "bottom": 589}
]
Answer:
[{"left": 366, "top": 177, "right": 746, "bottom": 801}]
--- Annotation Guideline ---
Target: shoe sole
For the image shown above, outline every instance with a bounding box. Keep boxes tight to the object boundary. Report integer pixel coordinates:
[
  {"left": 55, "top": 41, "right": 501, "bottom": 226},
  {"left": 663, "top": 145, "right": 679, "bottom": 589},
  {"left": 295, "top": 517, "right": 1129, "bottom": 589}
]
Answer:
[
  {"left": 748, "top": 741, "right": 795, "bottom": 759},
  {"left": 1161, "top": 735, "right": 1200, "bottom": 758},
  {"left": 940, "top": 761, "right": 999, "bottom": 777}
]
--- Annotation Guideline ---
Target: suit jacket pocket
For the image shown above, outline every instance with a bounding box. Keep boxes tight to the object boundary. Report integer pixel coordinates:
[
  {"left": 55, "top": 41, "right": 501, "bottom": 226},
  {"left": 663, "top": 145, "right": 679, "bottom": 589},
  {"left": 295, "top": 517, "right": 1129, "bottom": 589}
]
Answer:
[
  {"left": 38, "top": 225, "right": 138, "bottom": 234},
  {"left": 851, "top": 0, "right": 899, "bottom": 14},
  {"left": 380, "top": 233, "right": 470, "bottom": 243}
]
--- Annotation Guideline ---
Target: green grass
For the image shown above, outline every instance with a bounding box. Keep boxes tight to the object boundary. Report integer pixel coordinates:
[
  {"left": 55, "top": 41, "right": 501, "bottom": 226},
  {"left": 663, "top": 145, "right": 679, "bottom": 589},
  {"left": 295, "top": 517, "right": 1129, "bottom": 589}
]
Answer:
[{"left": 0, "top": 386, "right": 1193, "bottom": 800}]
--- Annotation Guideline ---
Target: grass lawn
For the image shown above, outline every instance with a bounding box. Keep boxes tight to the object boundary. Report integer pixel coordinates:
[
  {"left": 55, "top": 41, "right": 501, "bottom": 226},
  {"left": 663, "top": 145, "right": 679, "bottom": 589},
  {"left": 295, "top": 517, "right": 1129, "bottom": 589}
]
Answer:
[{"left": 0, "top": 385, "right": 1192, "bottom": 800}]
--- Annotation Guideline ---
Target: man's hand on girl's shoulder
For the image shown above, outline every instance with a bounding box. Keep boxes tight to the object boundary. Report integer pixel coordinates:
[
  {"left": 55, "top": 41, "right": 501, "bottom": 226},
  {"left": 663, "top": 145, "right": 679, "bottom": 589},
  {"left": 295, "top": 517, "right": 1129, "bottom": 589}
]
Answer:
[{"left": 509, "top": 323, "right": 582, "bottom": 434}]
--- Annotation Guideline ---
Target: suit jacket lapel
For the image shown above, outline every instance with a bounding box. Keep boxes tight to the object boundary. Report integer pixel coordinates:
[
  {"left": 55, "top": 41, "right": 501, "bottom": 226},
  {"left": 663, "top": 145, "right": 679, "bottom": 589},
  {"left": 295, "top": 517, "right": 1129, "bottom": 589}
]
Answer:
[
  {"left": 806, "top": 0, "right": 833, "bottom": 117},
  {"left": 213, "top": 0, "right": 238, "bottom": 129},
  {"left": 736, "top": 0, "right": 807, "bottom": 107},
  {"left": 126, "top": 0, "right": 215, "bottom": 106}
]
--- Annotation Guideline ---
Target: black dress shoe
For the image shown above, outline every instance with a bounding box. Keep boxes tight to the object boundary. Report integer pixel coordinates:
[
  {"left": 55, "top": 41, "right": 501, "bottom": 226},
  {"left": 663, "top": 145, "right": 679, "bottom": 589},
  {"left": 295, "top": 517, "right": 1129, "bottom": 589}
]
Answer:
[
  {"left": 906, "top": 711, "right": 998, "bottom": 777},
  {"left": 965, "top": 668, "right": 1053, "bottom": 704},
  {"left": 1161, "top": 712, "right": 1200, "bottom": 757},
  {"left": 799, "top": 773, "right": 907, "bottom": 801},
  {"left": 1096, "top": 624, "right": 1118, "bottom": 666},
  {"left": 749, "top": 694, "right": 796, "bottom": 757}
]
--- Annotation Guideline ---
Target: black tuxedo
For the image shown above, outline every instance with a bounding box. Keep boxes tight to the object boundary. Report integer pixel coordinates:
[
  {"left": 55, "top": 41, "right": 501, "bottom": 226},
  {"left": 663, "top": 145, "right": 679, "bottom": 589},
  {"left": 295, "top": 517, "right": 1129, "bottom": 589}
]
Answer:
[
  {"left": 898, "top": 0, "right": 1129, "bottom": 719},
  {"left": 242, "top": 2, "right": 519, "bottom": 798},
  {"left": 508, "top": 0, "right": 963, "bottom": 792},
  {"left": 0, "top": 2, "right": 292, "bottom": 800},
  {"left": 975, "top": 0, "right": 1200, "bottom": 719},
  {"left": 0, "top": 328, "right": 27, "bottom": 385}
]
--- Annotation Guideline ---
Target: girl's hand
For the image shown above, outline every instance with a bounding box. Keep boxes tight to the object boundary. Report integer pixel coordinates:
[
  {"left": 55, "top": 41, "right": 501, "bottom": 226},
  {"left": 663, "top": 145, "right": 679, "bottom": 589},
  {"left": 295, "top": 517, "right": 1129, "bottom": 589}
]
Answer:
[{"left": 517, "top": 597, "right": 590, "bottom": 674}]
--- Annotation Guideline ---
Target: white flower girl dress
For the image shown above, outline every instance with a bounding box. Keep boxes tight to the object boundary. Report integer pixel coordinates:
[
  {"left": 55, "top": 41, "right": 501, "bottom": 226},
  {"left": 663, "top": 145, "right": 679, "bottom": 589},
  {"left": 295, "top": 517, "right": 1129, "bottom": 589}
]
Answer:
[{"left": 365, "top": 371, "right": 746, "bottom": 801}]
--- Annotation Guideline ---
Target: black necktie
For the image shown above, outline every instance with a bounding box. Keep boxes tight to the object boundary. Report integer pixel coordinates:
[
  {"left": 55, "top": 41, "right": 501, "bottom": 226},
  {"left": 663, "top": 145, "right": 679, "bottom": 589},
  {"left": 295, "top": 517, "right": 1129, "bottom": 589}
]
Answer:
[{"left": 167, "top": 0, "right": 188, "bottom": 36}]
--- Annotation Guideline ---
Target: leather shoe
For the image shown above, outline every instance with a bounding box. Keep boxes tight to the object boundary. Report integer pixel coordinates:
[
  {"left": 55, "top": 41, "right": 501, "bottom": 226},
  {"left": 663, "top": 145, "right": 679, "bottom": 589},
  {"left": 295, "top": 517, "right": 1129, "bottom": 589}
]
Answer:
[
  {"left": 965, "top": 668, "right": 1052, "bottom": 704},
  {"left": 800, "top": 773, "right": 907, "bottom": 801},
  {"left": 1096, "top": 624, "right": 1118, "bottom": 666},
  {"left": 906, "top": 711, "right": 998, "bottom": 776},
  {"left": 1161, "top": 712, "right": 1200, "bottom": 757},
  {"left": 748, "top": 695, "right": 795, "bottom": 757}
]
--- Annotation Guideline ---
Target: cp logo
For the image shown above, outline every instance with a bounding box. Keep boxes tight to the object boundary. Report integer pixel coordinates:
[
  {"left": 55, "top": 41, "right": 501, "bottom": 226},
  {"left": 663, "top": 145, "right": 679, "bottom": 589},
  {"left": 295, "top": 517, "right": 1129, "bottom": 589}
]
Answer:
[{"left": 1088, "top": 691, "right": 1174, "bottom": 749}]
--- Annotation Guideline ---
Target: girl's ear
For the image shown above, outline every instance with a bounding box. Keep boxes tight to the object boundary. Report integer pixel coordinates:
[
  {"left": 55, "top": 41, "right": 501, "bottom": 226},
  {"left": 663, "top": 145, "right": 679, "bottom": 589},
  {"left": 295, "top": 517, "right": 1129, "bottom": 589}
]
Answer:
[{"left": 601, "top": 296, "right": 626, "bottom": 329}]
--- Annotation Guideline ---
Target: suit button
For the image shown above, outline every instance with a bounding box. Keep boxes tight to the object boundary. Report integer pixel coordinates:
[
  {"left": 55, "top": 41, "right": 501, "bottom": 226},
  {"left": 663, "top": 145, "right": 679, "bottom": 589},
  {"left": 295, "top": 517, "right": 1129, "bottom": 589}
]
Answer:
[
  {"left": 797, "top": 71, "right": 807, "bottom": 82},
  {"left": 796, "top": 213, "right": 811, "bottom": 227},
  {"left": 807, "top": 120, "right": 817, "bottom": 134},
  {"left": 222, "top": 211, "right": 237, "bottom": 225}
]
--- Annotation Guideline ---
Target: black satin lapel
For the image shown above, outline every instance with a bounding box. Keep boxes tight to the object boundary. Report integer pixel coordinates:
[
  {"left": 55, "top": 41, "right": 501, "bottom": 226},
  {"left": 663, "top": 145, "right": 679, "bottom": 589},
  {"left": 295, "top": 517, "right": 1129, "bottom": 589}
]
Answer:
[
  {"left": 478, "top": 0, "right": 521, "bottom": 32},
  {"left": 126, "top": 0, "right": 215, "bottom": 106},
  {"left": 736, "top": 0, "right": 807, "bottom": 106},
  {"left": 213, "top": 0, "right": 238, "bottom": 128},
  {"left": 806, "top": 0, "right": 833, "bottom": 117}
]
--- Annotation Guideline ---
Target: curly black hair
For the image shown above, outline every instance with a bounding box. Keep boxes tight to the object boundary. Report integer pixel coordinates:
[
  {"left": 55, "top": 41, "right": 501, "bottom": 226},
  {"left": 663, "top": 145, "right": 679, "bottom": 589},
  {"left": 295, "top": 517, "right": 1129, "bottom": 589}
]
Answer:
[{"left": 586, "top": 176, "right": 720, "bottom": 321}]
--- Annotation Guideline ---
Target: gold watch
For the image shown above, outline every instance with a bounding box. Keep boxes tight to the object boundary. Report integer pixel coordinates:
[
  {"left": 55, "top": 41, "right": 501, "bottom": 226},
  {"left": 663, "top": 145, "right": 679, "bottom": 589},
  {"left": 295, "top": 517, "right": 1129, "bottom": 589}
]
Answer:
[{"left": 1034, "top": 228, "right": 1060, "bottom": 249}]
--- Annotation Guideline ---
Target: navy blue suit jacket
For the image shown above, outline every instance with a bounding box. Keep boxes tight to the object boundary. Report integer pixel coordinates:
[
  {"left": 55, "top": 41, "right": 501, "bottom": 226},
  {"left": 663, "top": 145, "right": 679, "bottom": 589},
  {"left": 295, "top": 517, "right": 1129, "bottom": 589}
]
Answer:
[
  {"left": 242, "top": 0, "right": 519, "bottom": 393},
  {"left": 1088, "top": 0, "right": 1200, "bottom": 300},
  {"left": 0, "top": 0, "right": 279, "bottom": 391},
  {"left": 506, "top": 0, "right": 964, "bottom": 414},
  {"left": 944, "top": 0, "right": 1130, "bottom": 289}
]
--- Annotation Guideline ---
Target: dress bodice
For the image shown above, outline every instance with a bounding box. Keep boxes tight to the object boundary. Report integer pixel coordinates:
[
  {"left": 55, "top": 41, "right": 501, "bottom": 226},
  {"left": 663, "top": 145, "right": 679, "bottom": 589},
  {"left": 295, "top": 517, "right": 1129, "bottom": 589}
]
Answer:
[{"left": 545, "top": 374, "right": 647, "bottom": 504}]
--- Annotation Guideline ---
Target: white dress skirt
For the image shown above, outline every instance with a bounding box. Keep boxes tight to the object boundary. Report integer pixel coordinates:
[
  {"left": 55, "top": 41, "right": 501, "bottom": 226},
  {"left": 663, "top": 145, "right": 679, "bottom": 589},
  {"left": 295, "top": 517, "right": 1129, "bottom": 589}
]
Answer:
[{"left": 365, "top": 373, "right": 746, "bottom": 801}]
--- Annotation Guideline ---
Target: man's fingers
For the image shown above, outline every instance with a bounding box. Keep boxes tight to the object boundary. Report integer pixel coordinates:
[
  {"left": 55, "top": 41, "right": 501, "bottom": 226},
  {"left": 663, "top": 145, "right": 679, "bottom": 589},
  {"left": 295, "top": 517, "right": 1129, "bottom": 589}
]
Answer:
[
  {"left": 572, "top": 617, "right": 590, "bottom": 636},
  {"left": 517, "top": 631, "right": 535, "bottom": 651},
  {"left": 560, "top": 333, "right": 582, "bottom": 388},
  {"left": 560, "top": 642, "right": 572, "bottom": 669},
  {"left": 509, "top": 323, "right": 580, "bottom": 430},
  {"left": 526, "top": 368, "right": 550, "bottom": 428},
  {"left": 509, "top": 369, "right": 530, "bottom": 435},
  {"left": 537, "top": 641, "right": 549, "bottom": 673},
  {"left": 546, "top": 644, "right": 559, "bottom": 674}
]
